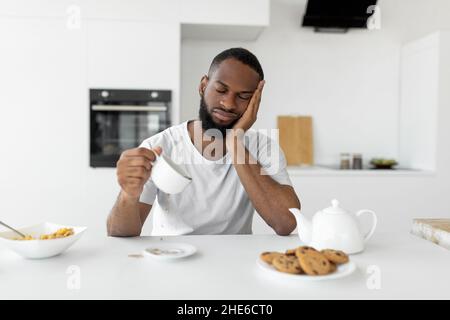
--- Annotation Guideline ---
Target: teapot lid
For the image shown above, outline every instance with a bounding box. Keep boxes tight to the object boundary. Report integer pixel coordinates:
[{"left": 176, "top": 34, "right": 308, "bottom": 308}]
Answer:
[{"left": 323, "top": 199, "right": 347, "bottom": 214}]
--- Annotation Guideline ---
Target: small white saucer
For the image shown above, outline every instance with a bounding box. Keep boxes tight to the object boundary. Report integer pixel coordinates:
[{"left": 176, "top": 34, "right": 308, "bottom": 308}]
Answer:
[{"left": 143, "top": 242, "right": 197, "bottom": 261}]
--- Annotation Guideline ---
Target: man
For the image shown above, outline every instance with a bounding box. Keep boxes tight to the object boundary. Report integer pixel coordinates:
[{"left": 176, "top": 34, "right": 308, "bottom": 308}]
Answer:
[{"left": 107, "top": 48, "right": 300, "bottom": 237}]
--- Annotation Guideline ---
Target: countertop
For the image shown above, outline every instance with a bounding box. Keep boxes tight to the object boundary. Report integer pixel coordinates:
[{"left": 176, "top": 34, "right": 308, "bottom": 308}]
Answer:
[
  {"left": 286, "top": 165, "right": 435, "bottom": 177},
  {"left": 0, "top": 230, "right": 448, "bottom": 299}
]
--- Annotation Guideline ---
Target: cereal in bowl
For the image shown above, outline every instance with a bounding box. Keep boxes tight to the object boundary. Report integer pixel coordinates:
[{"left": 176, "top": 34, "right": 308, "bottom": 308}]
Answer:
[{"left": 14, "top": 228, "right": 74, "bottom": 240}]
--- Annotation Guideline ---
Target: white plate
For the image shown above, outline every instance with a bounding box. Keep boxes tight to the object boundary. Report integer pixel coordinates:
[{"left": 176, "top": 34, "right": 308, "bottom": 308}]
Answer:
[
  {"left": 143, "top": 242, "right": 197, "bottom": 260},
  {"left": 0, "top": 222, "right": 87, "bottom": 259},
  {"left": 256, "top": 257, "right": 356, "bottom": 281}
]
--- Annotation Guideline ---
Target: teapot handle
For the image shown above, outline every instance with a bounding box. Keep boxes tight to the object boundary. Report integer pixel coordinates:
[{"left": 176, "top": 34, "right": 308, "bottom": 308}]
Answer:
[{"left": 355, "top": 209, "right": 377, "bottom": 242}]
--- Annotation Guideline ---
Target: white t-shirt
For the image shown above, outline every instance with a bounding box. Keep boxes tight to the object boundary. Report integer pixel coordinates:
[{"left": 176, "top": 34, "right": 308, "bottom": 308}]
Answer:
[{"left": 139, "top": 121, "right": 292, "bottom": 235}]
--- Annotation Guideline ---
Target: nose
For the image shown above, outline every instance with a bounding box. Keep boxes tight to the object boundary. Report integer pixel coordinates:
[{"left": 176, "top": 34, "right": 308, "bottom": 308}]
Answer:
[{"left": 220, "top": 92, "right": 237, "bottom": 111}]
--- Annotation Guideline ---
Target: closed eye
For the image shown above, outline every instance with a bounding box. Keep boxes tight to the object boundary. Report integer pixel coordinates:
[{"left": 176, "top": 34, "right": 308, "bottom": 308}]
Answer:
[
  {"left": 216, "top": 89, "right": 227, "bottom": 94},
  {"left": 238, "top": 94, "right": 252, "bottom": 100}
]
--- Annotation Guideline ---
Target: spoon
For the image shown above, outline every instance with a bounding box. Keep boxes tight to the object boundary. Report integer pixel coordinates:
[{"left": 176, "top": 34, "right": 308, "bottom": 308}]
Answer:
[{"left": 0, "top": 221, "right": 27, "bottom": 238}]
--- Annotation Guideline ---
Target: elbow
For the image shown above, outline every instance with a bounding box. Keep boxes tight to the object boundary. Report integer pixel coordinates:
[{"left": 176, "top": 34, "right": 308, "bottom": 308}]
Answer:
[
  {"left": 274, "top": 225, "right": 296, "bottom": 236},
  {"left": 107, "top": 229, "right": 140, "bottom": 238},
  {"left": 275, "top": 199, "right": 301, "bottom": 236},
  {"left": 274, "top": 228, "right": 291, "bottom": 236},
  {"left": 106, "top": 225, "right": 119, "bottom": 237},
  {"left": 106, "top": 218, "right": 140, "bottom": 237},
  {"left": 106, "top": 226, "right": 117, "bottom": 237},
  {"left": 273, "top": 218, "right": 297, "bottom": 236},
  {"left": 273, "top": 205, "right": 299, "bottom": 236}
]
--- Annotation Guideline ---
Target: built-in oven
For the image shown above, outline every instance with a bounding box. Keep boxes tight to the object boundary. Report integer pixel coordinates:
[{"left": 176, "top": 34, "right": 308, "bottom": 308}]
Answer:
[{"left": 90, "top": 89, "right": 171, "bottom": 167}]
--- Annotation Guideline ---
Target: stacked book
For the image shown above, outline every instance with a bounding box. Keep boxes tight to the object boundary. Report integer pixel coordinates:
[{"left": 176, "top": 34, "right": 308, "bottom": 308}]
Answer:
[{"left": 411, "top": 219, "right": 450, "bottom": 250}]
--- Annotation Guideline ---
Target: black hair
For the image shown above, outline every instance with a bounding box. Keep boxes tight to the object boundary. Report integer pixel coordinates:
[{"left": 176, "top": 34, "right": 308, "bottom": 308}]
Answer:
[{"left": 208, "top": 47, "right": 264, "bottom": 80}]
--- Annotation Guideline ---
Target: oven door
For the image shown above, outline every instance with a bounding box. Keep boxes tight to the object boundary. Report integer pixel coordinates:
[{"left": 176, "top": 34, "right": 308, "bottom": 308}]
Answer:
[{"left": 90, "top": 104, "right": 169, "bottom": 167}]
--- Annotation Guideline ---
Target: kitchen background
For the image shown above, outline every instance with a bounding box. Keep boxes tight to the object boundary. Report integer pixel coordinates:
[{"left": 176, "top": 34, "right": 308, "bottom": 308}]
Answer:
[{"left": 1, "top": 0, "right": 449, "bottom": 236}]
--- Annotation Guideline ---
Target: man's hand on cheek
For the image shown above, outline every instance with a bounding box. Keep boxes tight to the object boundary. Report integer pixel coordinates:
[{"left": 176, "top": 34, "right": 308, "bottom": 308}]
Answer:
[{"left": 231, "top": 80, "right": 265, "bottom": 133}]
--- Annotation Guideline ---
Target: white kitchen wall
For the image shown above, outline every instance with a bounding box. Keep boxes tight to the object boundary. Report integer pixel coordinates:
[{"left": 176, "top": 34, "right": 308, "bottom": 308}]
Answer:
[{"left": 180, "top": 0, "right": 450, "bottom": 234}]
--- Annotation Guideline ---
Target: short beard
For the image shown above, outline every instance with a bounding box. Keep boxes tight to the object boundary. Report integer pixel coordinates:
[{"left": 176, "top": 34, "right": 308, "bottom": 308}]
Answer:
[{"left": 198, "top": 96, "right": 238, "bottom": 138}]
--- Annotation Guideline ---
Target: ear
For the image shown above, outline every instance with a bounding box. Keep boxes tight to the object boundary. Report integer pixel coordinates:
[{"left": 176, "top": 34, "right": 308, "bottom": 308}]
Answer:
[{"left": 198, "top": 75, "right": 208, "bottom": 97}]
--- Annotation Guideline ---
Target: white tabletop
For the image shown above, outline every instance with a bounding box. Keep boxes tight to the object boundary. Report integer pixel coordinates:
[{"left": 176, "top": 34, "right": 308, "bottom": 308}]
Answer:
[{"left": 0, "top": 230, "right": 449, "bottom": 299}]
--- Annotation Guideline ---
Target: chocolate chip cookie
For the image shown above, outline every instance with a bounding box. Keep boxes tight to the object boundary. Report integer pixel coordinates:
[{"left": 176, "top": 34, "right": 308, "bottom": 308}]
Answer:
[
  {"left": 294, "top": 246, "right": 318, "bottom": 257},
  {"left": 272, "top": 255, "right": 304, "bottom": 274},
  {"left": 260, "top": 252, "right": 284, "bottom": 265},
  {"left": 296, "top": 250, "right": 331, "bottom": 276},
  {"left": 285, "top": 248, "right": 296, "bottom": 256},
  {"left": 321, "top": 249, "right": 349, "bottom": 264},
  {"left": 328, "top": 262, "right": 337, "bottom": 273}
]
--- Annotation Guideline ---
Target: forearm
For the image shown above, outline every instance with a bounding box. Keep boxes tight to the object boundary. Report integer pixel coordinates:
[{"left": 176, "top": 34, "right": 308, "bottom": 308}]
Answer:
[
  {"left": 227, "top": 136, "right": 300, "bottom": 235},
  {"left": 107, "top": 192, "right": 143, "bottom": 237}
]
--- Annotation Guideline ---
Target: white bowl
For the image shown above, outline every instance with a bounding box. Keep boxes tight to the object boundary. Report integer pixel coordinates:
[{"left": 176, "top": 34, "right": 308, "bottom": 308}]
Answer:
[{"left": 0, "top": 222, "right": 87, "bottom": 259}]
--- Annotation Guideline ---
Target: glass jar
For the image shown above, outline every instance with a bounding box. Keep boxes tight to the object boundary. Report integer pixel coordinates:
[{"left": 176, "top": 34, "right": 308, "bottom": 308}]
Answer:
[
  {"left": 352, "top": 153, "right": 363, "bottom": 170},
  {"left": 340, "top": 153, "right": 351, "bottom": 170}
]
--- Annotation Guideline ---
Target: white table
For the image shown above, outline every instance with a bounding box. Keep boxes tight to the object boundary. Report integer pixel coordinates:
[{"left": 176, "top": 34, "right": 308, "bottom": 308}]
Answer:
[{"left": 0, "top": 230, "right": 449, "bottom": 299}]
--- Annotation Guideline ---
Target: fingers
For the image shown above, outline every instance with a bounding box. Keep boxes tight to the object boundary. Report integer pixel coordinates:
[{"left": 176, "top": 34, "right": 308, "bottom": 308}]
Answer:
[
  {"left": 256, "top": 80, "right": 265, "bottom": 98},
  {"left": 250, "top": 80, "right": 265, "bottom": 117},
  {"left": 117, "top": 146, "right": 163, "bottom": 179},
  {"left": 120, "top": 177, "right": 142, "bottom": 186},
  {"left": 152, "top": 146, "right": 162, "bottom": 157},
  {"left": 254, "top": 88, "right": 262, "bottom": 116},
  {"left": 126, "top": 157, "right": 151, "bottom": 170},
  {"left": 258, "top": 80, "right": 266, "bottom": 91},
  {"left": 125, "top": 166, "right": 151, "bottom": 179},
  {"left": 122, "top": 147, "right": 161, "bottom": 161},
  {"left": 116, "top": 146, "right": 163, "bottom": 198},
  {"left": 117, "top": 163, "right": 150, "bottom": 179}
]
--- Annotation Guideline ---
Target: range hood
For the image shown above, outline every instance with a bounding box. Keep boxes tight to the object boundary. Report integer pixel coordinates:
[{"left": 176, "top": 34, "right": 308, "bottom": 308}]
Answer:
[{"left": 302, "top": 0, "right": 378, "bottom": 33}]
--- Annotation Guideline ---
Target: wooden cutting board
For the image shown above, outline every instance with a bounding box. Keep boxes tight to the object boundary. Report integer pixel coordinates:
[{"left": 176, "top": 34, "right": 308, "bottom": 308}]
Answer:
[
  {"left": 277, "top": 116, "right": 313, "bottom": 166},
  {"left": 411, "top": 219, "right": 450, "bottom": 250}
]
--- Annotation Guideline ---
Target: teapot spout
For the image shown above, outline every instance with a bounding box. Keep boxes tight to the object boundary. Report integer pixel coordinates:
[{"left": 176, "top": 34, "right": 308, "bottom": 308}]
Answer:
[{"left": 288, "top": 208, "right": 312, "bottom": 244}]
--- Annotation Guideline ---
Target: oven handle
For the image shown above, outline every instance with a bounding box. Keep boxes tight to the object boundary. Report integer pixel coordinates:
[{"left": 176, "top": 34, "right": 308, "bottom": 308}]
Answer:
[{"left": 91, "top": 105, "right": 167, "bottom": 112}]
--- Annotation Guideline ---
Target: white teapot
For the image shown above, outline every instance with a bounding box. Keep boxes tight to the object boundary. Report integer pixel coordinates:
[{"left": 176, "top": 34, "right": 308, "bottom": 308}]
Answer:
[{"left": 289, "top": 199, "right": 377, "bottom": 254}]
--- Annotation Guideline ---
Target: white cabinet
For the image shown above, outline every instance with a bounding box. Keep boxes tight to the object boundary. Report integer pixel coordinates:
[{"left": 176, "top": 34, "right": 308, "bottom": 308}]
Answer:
[
  {"left": 179, "top": 0, "right": 270, "bottom": 26},
  {"left": 0, "top": 16, "right": 91, "bottom": 226},
  {"left": 0, "top": 17, "right": 87, "bottom": 177},
  {"left": 398, "top": 31, "right": 448, "bottom": 171},
  {"left": 180, "top": 0, "right": 270, "bottom": 41}
]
